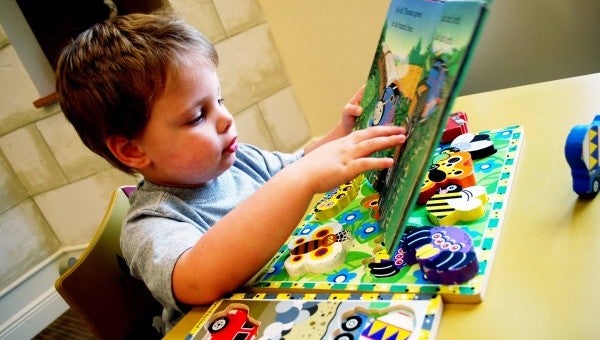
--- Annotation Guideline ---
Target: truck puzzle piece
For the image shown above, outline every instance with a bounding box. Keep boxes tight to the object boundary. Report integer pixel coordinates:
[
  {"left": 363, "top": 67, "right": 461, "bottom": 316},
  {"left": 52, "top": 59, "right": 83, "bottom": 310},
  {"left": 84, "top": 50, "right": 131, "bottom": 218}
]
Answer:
[{"left": 565, "top": 115, "right": 600, "bottom": 198}]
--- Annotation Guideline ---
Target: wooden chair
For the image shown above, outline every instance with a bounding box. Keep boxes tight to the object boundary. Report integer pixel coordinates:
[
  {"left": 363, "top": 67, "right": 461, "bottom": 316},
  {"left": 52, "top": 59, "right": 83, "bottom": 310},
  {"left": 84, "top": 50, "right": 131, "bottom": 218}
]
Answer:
[{"left": 55, "top": 186, "right": 162, "bottom": 339}]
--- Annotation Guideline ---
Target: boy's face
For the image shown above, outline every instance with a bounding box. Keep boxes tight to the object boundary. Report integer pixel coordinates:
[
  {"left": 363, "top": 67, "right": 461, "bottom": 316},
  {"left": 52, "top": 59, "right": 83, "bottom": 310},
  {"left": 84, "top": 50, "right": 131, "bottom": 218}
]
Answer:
[{"left": 133, "top": 57, "right": 238, "bottom": 187}]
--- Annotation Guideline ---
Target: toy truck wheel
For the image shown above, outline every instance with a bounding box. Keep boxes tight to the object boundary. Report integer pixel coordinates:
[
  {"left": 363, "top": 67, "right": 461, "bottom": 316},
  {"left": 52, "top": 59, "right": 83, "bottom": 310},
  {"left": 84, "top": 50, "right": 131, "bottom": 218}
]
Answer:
[
  {"left": 591, "top": 177, "right": 600, "bottom": 197},
  {"left": 579, "top": 177, "right": 600, "bottom": 199},
  {"left": 208, "top": 317, "right": 228, "bottom": 333},
  {"left": 334, "top": 333, "right": 354, "bottom": 340},
  {"left": 341, "top": 315, "right": 363, "bottom": 331}
]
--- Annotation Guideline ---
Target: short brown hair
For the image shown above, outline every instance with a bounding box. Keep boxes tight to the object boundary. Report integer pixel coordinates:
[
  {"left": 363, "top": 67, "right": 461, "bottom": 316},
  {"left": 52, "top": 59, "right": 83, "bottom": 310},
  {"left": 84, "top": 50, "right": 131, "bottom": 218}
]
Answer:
[{"left": 56, "top": 12, "right": 218, "bottom": 174}]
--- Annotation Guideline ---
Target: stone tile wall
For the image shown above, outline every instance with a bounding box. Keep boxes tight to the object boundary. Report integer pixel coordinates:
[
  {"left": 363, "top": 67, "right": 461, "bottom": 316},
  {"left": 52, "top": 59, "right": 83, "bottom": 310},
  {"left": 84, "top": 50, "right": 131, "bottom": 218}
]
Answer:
[{"left": 0, "top": 0, "right": 311, "bottom": 292}]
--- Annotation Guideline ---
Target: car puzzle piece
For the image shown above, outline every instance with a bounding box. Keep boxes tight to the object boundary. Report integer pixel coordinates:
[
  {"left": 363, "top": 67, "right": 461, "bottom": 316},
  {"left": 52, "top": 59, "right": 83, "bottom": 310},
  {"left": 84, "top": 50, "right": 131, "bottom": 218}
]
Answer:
[
  {"left": 425, "top": 184, "right": 488, "bottom": 225},
  {"left": 418, "top": 148, "right": 477, "bottom": 204},
  {"left": 441, "top": 111, "right": 469, "bottom": 144},
  {"left": 203, "top": 303, "right": 260, "bottom": 340},
  {"left": 565, "top": 114, "right": 600, "bottom": 198}
]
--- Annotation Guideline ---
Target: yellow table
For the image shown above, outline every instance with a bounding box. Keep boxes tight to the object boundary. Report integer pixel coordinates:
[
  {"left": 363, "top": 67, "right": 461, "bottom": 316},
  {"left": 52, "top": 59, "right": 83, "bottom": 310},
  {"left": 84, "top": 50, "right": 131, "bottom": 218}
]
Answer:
[
  {"left": 166, "top": 73, "right": 600, "bottom": 339},
  {"left": 439, "top": 73, "right": 600, "bottom": 339}
]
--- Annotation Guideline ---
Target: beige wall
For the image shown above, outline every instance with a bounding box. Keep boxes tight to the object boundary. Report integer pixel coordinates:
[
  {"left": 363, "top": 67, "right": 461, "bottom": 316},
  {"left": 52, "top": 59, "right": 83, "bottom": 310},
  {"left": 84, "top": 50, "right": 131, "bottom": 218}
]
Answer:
[
  {"left": 0, "top": 0, "right": 310, "bottom": 293},
  {"left": 259, "top": 0, "right": 390, "bottom": 137},
  {"left": 260, "top": 0, "right": 600, "bottom": 136}
]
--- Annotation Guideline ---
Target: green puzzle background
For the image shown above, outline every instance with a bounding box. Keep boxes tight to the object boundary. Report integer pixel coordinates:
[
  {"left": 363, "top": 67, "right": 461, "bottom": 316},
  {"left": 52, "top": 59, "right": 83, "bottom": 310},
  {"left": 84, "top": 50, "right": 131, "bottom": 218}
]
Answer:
[{"left": 250, "top": 125, "right": 523, "bottom": 303}]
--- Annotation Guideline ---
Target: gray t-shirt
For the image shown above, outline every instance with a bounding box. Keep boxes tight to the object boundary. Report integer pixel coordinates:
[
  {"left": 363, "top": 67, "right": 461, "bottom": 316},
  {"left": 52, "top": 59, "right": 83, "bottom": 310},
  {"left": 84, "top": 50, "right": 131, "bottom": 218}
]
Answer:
[{"left": 121, "top": 144, "right": 302, "bottom": 331}]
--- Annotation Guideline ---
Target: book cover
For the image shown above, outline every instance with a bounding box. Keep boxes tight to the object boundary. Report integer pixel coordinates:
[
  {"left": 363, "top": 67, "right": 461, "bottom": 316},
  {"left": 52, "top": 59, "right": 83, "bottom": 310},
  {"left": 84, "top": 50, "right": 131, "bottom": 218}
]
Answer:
[
  {"left": 189, "top": 292, "right": 443, "bottom": 340},
  {"left": 353, "top": 0, "right": 492, "bottom": 253}
]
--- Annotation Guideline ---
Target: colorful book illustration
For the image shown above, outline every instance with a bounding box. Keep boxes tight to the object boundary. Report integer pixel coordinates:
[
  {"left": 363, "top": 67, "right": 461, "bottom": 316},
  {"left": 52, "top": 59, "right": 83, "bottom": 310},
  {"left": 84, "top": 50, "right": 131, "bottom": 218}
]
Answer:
[
  {"left": 353, "top": 0, "right": 491, "bottom": 253},
  {"left": 188, "top": 292, "right": 443, "bottom": 340},
  {"left": 249, "top": 125, "right": 523, "bottom": 303}
]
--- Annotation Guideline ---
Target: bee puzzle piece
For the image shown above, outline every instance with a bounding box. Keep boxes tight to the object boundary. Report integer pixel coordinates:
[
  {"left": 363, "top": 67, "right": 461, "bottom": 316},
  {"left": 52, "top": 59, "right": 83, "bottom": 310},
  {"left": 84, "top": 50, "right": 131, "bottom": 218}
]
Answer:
[
  {"left": 284, "top": 223, "right": 353, "bottom": 277},
  {"left": 401, "top": 226, "right": 479, "bottom": 285},
  {"left": 332, "top": 305, "right": 415, "bottom": 340},
  {"left": 565, "top": 114, "right": 600, "bottom": 199},
  {"left": 203, "top": 303, "right": 260, "bottom": 340},
  {"left": 450, "top": 132, "right": 497, "bottom": 160},
  {"left": 426, "top": 184, "right": 488, "bottom": 225},
  {"left": 441, "top": 111, "right": 469, "bottom": 144},
  {"left": 314, "top": 175, "right": 362, "bottom": 220},
  {"left": 418, "top": 148, "right": 477, "bottom": 204}
]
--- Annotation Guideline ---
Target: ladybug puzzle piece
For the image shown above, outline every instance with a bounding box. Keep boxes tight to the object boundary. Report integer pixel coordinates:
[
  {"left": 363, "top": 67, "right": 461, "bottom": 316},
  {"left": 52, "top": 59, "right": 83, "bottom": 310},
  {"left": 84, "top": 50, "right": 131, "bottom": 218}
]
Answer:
[
  {"left": 418, "top": 148, "right": 477, "bottom": 204},
  {"left": 425, "top": 184, "right": 488, "bottom": 225}
]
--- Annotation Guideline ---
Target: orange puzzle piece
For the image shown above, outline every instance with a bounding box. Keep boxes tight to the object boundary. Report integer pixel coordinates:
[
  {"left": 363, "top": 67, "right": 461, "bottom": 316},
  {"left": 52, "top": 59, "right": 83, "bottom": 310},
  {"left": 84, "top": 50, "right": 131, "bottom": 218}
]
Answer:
[{"left": 418, "top": 148, "right": 477, "bottom": 204}]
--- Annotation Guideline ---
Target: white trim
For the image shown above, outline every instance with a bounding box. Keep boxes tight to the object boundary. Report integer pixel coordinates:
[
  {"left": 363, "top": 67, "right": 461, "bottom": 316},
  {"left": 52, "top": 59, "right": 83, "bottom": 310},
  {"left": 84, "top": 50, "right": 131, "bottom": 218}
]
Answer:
[{"left": 0, "top": 245, "right": 86, "bottom": 340}]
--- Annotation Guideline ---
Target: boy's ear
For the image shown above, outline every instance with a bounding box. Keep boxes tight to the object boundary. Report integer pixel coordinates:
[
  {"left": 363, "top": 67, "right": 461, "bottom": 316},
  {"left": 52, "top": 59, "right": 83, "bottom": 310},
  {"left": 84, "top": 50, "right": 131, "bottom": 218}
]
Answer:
[{"left": 106, "top": 135, "right": 150, "bottom": 170}]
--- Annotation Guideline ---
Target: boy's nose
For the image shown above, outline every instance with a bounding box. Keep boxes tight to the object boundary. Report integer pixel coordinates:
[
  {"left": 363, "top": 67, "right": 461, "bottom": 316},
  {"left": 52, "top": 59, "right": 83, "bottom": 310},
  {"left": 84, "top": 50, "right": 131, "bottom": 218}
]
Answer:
[{"left": 217, "top": 111, "right": 233, "bottom": 133}]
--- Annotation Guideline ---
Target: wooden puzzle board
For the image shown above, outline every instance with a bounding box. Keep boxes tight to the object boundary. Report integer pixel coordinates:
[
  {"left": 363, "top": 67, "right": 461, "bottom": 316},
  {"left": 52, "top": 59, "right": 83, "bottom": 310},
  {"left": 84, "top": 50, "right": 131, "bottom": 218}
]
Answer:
[
  {"left": 248, "top": 125, "right": 523, "bottom": 303},
  {"left": 189, "top": 292, "right": 443, "bottom": 340}
]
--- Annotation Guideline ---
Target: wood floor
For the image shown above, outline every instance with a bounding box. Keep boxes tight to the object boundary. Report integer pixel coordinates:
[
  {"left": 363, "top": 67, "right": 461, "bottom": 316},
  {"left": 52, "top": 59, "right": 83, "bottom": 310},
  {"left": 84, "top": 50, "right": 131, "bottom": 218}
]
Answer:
[{"left": 33, "top": 309, "right": 95, "bottom": 339}]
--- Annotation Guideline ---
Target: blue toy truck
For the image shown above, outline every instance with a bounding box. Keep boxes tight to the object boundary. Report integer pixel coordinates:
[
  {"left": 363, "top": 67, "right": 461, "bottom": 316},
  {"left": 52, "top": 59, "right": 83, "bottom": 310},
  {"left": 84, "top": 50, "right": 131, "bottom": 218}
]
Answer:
[{"left": 565, "top": 115, "right": 600, "bottom": 198}]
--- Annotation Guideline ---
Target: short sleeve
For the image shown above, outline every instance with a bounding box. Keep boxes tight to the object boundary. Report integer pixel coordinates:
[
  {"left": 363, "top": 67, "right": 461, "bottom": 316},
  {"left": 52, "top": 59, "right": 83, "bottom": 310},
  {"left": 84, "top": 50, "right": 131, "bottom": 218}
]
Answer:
[{"left": 121, "top": 215, "right": 200, "bottom": 311}]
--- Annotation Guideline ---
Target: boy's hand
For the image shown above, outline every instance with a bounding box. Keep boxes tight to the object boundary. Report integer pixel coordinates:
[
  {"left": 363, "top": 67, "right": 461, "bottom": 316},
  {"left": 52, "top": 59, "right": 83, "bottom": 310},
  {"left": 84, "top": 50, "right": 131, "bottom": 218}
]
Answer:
[
  {"left": 341, "top": 85, "right": 365, "bottom": 135},
  {"left": 295, "top": 125, "right": 406, "bottom": 194}
]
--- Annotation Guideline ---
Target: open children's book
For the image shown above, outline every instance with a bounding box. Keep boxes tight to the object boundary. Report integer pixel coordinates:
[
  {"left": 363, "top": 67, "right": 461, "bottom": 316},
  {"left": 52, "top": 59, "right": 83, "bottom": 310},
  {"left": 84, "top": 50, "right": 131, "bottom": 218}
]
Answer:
[
  {"left": 245, "top": 0, "right": 519, "bottom": 307},
  {"left": 353, "top": 0, "right": 492, "bottom": 253},
  {"left": 188, "top": 292, "right": 443, "bottom": 340}
]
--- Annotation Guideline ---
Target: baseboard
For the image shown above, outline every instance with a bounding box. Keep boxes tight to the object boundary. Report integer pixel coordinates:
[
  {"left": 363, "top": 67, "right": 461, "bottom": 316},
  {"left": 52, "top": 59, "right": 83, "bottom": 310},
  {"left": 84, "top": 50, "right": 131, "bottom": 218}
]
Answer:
[{"left": 0, "top": 245, "right": 86, "bottom": 340}]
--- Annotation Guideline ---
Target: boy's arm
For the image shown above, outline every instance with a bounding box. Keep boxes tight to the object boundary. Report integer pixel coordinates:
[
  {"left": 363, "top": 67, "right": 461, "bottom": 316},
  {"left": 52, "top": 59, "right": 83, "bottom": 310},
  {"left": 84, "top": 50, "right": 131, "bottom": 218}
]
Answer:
[{"left": 172, "top": 125, "right": 405, "bottom": 305}]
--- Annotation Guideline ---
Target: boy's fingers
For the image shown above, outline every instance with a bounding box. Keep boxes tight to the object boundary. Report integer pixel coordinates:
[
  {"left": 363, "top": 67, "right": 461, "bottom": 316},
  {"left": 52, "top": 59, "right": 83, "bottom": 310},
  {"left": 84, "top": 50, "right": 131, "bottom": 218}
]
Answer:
[
  {"left": 352, "top": 125, "right": 406, "bottom": 140},
  {"left": 349, "top": 85, "right": 366, "bottom": 105},
  {"left": 356, "top": 134, "right": 405, "bottom": 157},
  {"left": 353, "top": 156, "right": 395, "bottom": 172}
]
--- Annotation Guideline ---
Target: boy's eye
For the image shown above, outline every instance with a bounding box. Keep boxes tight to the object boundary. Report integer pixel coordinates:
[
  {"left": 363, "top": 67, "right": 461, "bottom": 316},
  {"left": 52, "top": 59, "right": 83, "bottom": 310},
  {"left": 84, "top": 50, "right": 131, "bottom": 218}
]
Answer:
[
  {"left": 186, "top": 112, "right": 205, "bottom": 125},
  {"left": 218, "top": 97, "right": 225, "bottom": 105}
]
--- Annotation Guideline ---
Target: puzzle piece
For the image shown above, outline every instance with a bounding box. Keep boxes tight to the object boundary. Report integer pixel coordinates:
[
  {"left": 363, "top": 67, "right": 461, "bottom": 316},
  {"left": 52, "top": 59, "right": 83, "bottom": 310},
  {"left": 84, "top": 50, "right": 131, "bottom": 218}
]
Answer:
[
  {"left": 284, "top": 223, "right": 353, "bottom": 277},
  {"left": 314, "top": 175, "right": 362, "bottom": 220},
  {"left": 426, "top": 184, "right": 488, "bottom": 225},
  {"left": 418, "top": 148, "right": 477, "bottom": 204},
  {"left": 332, "top": 305, "right": 415, "bottom": 340},
  {"left": 204, "top": 303, "right": 260, "bottom": 340},
  {"left": 441, "top": 111, "right": 468, "bottom": 144},
  {"left": 450, "top": 132, "right": 496, "bottom": 159},
  {"left": 401, "top": 226, "right": 478, "bottom": 285}
]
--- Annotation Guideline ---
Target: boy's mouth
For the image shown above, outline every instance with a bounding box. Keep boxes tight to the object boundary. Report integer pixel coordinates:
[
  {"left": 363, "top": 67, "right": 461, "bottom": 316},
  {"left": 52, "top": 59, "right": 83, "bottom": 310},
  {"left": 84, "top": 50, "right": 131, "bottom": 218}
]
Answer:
[{"left": 224, "top": 137, "right": 238, "bottom": 153}]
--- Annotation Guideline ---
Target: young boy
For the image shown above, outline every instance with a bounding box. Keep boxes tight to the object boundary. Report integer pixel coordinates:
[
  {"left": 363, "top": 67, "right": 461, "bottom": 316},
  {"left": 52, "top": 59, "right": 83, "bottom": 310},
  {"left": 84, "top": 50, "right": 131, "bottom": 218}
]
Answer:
[{"left": 56, "top": 12, "right": 406, "bottom": 330}]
